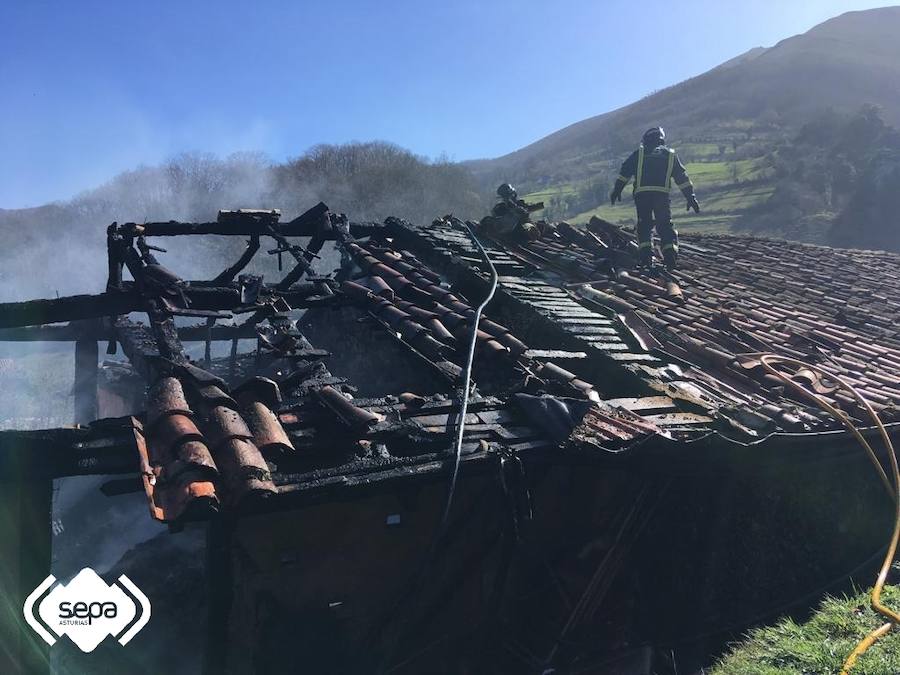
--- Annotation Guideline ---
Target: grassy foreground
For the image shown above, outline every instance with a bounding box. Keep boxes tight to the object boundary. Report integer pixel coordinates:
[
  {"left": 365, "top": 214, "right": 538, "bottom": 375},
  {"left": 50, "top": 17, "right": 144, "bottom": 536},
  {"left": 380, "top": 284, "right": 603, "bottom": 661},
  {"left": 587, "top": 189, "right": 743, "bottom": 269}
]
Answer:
[{"left": 712, "top": 585, "right": 900, "bottom": 675}]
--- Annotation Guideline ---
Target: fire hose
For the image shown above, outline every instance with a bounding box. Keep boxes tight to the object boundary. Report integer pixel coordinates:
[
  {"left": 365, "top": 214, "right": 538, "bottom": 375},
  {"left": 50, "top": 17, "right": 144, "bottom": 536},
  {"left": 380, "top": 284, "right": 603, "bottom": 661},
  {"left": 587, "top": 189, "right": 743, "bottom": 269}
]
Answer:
[{"left": 758, "top": 355, "right": 899, "bottom": 673}]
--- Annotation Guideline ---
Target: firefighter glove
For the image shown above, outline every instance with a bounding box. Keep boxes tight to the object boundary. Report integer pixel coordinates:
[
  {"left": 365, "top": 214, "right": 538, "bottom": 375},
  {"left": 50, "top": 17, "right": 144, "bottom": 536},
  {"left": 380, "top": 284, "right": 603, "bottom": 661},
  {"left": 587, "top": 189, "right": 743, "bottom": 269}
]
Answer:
[
  {"left": 610, "top": 187, "right": 623, "bottom": 205},
  {"left": 686, "top": 194, "right": 700, "bottom": 214}
]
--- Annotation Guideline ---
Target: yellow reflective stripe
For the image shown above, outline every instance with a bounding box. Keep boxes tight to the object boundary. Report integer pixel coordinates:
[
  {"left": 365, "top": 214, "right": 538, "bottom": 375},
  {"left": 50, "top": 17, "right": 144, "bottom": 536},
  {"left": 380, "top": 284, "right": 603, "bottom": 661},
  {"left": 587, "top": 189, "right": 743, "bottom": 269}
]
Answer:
[
  {"left": 635, "top": 145, "right": 644, "bottom": 190},
  {"left": 675, "top": 179, "right": 693, "bottom": 189},
  {"left": 661, "top": 243, "right": 678, "bottom": 252},
  {"left": 664, "top": 149, "right": 676, "bottom": 188},
  {"left": 634, "top": 186, "right": 670, "bottom": 193},
  {"left": 617, "top": 174, "right": 630, "bottom": 183},
  {"left": 638, "top": 241, "right": 653, "bottom": 249}
]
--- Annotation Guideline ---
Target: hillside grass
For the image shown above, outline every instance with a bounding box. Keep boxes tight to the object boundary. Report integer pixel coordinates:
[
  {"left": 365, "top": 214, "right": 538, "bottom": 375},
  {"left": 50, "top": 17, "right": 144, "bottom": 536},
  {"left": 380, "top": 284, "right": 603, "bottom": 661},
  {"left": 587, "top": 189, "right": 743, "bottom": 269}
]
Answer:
[
  {"left": 684, "top": 156, "right": 772, "bottom": 185},
  {"left": 713, "top": 585, "right": 900, "bottom": 675},
  {"left": 524, "top": 152, "right": 776, "bottom": 234},
  {"left": 525, "top": 182, "right": 580, "bottom": 203},
  {"left": 565, "top": 183, "right": 770, "bottom": 233},
  {"left": 680, "top": 142, "right": 724, "bottom": 159}
]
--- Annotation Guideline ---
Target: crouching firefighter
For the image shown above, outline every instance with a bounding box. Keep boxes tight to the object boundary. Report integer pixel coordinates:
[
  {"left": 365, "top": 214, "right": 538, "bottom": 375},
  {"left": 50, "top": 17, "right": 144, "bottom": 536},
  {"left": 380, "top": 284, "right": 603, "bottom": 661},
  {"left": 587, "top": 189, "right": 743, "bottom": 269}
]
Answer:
[
  {"left": 610, "top": 127, "right": 700, "bottom": 270},
  {"left": 480, "top": 183, "right": 545, "bottom": 241}
]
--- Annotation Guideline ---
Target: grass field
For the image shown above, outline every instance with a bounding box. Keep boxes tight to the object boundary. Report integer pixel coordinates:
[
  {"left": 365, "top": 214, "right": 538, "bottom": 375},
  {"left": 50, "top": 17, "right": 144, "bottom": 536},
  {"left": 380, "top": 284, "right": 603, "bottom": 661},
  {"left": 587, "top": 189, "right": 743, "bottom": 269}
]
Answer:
[
  {"left": 524, "top": 182, "right": 580, "bottom": 204},
  {"left": 713, "top": 585, "right": 900, "bottom": 675},
  {"left": 684, "top": 156, "right": 773, "bottom": 186},
  {"left": 680, "top": 142, "right": 723, "bottom": 159},
  {"left": 565, "top": 182, "right": 769, "bottom": 234},
  {"left": 522, "top": 150, "right": 776, "bottom": 235}
]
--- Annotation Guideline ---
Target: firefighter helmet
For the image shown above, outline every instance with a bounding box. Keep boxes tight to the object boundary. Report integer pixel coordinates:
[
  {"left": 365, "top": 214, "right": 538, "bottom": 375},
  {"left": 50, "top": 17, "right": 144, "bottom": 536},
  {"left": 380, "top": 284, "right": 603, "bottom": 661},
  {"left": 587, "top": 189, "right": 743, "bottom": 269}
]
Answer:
[
  {"left": 497, "top": 183, "right": 517, "bottom": 200},
  {"left": 642, "top": 127, "right": 666, "bottom": 146}
]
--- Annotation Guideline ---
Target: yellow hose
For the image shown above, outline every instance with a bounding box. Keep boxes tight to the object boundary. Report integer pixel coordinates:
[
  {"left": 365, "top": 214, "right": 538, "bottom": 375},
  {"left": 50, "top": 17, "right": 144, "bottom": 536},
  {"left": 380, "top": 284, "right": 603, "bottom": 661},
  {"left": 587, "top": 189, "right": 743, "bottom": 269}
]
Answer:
[
  {"left": 758, "top": 355, "right": 900, "bottom": 673},
  {"left": 840, "top": 622, "right": 893, "bottom": 674}
]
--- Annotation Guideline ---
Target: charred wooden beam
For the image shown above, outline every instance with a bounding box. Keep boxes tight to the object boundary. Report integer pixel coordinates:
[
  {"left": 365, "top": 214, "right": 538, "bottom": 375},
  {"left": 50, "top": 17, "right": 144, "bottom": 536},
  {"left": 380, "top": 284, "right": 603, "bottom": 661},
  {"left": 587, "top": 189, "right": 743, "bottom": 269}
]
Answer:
[
  {"left": 0, "top": 292, "right": 139, "bottom": 329},
  {"left": 0, "top": 288, "right": 229, "bottom": 329},
  {"left": 127, "top": 207, "right": 384, "bottom": 240},
  {"left": 115, "top": 319, "right": 162, "bottom": 380},
  {"left": 0, "top": 324, "right": 98, "bottom": 341},
  {"left": 204, "top": 518, "right": 234, "bottom": 675},
  {"left": 212, "top": 235, "right": 260, "bottom": 284},
  {"left": 173, "top": 285, "right": 242, "bottom": 309},
  {"left": 106, "top": 223, "right": 127, "bottom": 292},
  {"left": 266, "top": 224, "right": 314, "bottom": 291},
  {"left": 0, "top": 322, "right": 261, "bottom": 342},
  {"left": 74, "top": 339, "right": 99, "bottom": 424},
  {"left": 147, "top": 302, "right": 186, "bottom": 364},
  {"left": 348, "top": 221, "right": 389, "bottom": 237},
  {"left": 0, "top": 284, "right": 343, "bottom": 331},
  {"left": 137, "top": 202, "right": 330, "bottom": 237},
  {"left": 0, "top": 422, "right": 140, "bottom": 479}
]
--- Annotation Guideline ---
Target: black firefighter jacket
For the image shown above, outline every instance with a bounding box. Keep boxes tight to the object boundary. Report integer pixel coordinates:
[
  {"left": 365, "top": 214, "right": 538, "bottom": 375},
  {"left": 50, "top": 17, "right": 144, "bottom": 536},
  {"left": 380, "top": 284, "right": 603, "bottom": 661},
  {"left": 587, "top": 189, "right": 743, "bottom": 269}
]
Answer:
[{"left": 613, "top": 144, "right": 694, "bottom": 199}]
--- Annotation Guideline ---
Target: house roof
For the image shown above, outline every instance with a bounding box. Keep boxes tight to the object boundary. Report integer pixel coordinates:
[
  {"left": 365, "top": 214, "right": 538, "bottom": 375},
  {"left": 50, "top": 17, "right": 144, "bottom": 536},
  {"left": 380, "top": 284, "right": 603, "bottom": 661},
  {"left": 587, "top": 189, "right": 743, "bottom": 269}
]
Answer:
[
  {"left": 3, "top": 205, "right": 898, "bottom": 525},
  {"left": 400, "top": 216, "right": 900, "bottom": 433}
]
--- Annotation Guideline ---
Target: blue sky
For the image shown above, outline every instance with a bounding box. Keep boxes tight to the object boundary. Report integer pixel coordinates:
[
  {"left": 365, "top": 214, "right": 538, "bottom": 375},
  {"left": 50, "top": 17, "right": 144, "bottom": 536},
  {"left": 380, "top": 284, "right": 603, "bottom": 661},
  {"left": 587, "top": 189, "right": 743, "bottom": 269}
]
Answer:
[{"left": 0, "top": 0, "right": 891, "bottom": 207}]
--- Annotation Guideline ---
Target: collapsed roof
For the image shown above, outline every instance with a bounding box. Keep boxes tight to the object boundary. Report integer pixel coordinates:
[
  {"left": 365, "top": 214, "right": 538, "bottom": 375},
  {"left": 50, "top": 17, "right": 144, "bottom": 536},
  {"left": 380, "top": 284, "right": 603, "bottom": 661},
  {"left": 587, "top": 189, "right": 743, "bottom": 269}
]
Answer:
[{"left": 1, "top": 205, "right": 899, "bottom": 526}]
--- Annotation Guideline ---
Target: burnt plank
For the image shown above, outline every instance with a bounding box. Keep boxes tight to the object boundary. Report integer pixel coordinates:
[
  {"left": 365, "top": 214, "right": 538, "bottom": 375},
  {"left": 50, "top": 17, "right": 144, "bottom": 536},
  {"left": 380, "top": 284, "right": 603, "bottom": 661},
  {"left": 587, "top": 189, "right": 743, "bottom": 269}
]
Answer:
[{"left": 0, "top": 292, "right": 139, "bottom": 329}]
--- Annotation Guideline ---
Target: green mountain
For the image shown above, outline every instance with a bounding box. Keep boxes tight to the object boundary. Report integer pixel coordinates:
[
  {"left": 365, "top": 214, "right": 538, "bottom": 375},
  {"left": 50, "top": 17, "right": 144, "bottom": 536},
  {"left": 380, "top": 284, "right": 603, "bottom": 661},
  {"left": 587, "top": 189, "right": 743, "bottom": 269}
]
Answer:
[{"left": 466, "top": 6, "right": 900, "bottom": 239}]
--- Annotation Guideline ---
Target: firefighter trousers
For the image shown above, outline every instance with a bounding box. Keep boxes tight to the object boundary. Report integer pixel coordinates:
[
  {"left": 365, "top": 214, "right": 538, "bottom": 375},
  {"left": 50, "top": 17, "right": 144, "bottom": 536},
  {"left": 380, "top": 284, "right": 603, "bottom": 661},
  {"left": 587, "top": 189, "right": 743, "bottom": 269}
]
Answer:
[{"left": 634, "top": 192, "right": 678, "bottom": 268}]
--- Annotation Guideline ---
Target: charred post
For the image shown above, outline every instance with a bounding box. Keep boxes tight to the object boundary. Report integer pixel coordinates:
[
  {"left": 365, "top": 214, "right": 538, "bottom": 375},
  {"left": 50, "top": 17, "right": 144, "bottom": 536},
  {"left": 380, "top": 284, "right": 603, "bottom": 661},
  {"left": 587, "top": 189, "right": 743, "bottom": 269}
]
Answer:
[{"left": 73, "top": 338, "right": 99, "bottom": 424}]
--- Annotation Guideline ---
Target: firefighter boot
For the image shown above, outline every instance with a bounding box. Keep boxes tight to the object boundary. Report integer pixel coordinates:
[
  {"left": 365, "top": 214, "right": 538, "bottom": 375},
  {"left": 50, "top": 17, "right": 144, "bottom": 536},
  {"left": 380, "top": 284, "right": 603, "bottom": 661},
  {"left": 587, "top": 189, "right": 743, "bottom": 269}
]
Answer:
[
  {"left": 662, "top": 245, "right": 677, "bottom": 270},
  {"left": 638, "top": 242, "right": 653, "bottom": 268},
  {"left": 660, "top": 225, "right": 679, "bottom": 271}
]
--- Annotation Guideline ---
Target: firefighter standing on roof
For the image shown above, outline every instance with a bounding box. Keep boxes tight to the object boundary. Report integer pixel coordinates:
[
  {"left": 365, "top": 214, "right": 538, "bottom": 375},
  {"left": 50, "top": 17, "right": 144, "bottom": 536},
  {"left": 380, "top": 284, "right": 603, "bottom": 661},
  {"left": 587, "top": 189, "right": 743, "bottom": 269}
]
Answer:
[{"left": 610, "top": 127, "right": 700, "bottom": 270}]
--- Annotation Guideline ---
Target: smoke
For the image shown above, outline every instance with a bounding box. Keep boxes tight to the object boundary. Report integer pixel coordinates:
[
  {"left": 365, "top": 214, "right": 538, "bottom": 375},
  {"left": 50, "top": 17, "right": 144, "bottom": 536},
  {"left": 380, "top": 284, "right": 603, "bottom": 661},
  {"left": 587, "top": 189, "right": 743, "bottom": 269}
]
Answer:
[
  {"left": 0, "top": 141, "right": 487, "bottom": 301},
  {"left": 0, "top": 142, "right": 491, "bottom": 675},
  {"left": 0, "top": 139, "right": 489, "bottom": 428}
]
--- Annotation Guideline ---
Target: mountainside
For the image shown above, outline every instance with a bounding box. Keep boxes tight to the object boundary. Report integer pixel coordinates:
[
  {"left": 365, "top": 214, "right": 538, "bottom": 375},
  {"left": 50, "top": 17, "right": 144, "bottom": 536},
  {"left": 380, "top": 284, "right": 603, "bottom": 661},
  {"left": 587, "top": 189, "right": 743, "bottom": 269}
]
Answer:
[
  {"left": 467, "top": 7, "right": 900, "bottom": 239},
  {"left": 471, "top": 7, "right": 900, "bottom": 179},
  {"left": 2, "top": 7, "right": 899, "bottom": 285}
]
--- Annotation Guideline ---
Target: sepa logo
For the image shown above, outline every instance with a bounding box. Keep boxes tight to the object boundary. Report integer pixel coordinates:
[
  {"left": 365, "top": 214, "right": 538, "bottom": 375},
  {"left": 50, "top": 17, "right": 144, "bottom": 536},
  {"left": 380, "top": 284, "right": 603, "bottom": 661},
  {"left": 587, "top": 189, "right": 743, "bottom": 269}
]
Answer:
[{"left": 23, "top": 568, "right": 150, "bottom": 653}]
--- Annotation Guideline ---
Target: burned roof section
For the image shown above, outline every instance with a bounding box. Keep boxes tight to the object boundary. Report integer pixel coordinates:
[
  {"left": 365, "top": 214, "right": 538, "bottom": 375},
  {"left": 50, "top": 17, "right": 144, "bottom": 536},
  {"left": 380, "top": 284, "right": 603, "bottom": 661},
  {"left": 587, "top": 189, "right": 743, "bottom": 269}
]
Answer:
[
  {"left": 2, "top": 204, "right": 899, "bottom": 527},
  {"left": 391, "top": 214, "right": 900, "bottom": 437}
]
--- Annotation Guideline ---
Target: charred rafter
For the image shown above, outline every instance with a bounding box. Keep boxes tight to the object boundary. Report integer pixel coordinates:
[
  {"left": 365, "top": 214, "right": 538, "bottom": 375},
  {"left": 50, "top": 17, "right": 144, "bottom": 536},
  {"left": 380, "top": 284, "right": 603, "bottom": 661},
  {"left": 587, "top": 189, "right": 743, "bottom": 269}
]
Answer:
[
  {"left": 0, "top": 282, "right": 342, "bottom": 330},
  {"left": 133, "top": 202, "right": 329, "bottom": 237},
  {"left": 0, "top": 321, "right": 335, "bottom": 344}
]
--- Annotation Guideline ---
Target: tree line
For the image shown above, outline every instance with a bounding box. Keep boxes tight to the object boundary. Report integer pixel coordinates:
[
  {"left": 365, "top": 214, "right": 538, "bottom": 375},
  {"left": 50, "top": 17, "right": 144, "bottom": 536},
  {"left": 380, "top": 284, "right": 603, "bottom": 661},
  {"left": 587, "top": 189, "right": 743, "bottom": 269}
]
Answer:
[
  {"left": 0, "top": 142, "right": 490, "bottom": 298},
  {"left": 739, "top": 104, "right": 900, "bottom": 251}
]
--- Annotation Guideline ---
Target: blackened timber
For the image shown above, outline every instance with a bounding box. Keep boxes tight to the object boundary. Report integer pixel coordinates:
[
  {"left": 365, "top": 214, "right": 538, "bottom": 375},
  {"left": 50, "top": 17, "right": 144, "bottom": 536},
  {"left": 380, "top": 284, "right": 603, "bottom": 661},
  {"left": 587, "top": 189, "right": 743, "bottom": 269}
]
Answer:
[
  {"left": 0, "top": 324, "right": 98, "bottom": 341},
  {"left": 149, "top": 311, "right": 185, "bottom": 363},
  {"left": 267, "top": 225, "right": 313, "bottom": 291},
  {"left": 132, "top": 214, "right": 385, "bottom": 240},
  {"left": 177, "top": 284, "right": 341, "bottom": 311},
  {"left": 74, "top": 339, "right": 99, "bottom": 424},
  {"left": 139, "top": 202, "right": 330, "bottom": 237},
  {"left": 0, "top": 287, "right": 238, "bottom": 329},
  {"left": 204, "top": 518, "right": 234, "bottom": 675},
  {"left": 0, "top": 322, "right": 285, "bottom": 343},
  {"left": 211, "top": 235, "right": 260, "bottom": 284},
  {"left": 0, "top": 286, "right": 341, "bottom": 330},
  {"left": 348, "top": 221, "right": 389, "bottom": 238},
  {"left": 106, "top": 223, "right": 126, "bottom": 292},
  {"left": 178, "top": 285, "right": 242, "bottom": 309},
  {"left": 0, "top": 292, "right": 139, "bottom": 329},
  {"left": 0, "top": 423, "right": 140, "bottom": 479},
  {"left": 115, "top": 319, "right": 162, "bottom": 379}
]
